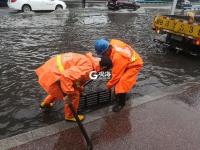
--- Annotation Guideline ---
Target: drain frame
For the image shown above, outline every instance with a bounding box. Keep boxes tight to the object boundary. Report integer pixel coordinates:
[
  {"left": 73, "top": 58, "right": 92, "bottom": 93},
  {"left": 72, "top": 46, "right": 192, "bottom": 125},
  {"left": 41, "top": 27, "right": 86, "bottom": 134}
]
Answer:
[{"left": 78, "top": 90, "right": 113, "bottom": 113}]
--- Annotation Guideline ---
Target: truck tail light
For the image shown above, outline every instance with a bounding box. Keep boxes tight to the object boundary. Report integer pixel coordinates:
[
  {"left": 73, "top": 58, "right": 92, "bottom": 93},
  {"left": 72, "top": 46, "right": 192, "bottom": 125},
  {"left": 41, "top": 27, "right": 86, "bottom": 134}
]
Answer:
[{"left": 194, "top": 39, "right": 200, "bottom": 46}]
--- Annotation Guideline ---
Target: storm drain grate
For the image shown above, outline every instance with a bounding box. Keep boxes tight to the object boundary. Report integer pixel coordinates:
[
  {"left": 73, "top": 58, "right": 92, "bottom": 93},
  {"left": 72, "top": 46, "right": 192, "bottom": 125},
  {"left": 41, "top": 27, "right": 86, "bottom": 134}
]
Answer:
[{"left": 78, "top": 90, "right": 112, "bottom": 113}]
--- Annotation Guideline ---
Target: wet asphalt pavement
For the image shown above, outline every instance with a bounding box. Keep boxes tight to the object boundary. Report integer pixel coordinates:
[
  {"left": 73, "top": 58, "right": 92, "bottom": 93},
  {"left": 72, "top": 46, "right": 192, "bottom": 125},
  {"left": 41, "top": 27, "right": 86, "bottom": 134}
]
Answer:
[
  {"left": 9, "top": 82, "right": 200, "bottom": 150},
  {"left": 1, "top": 5, "right": 200, "bottom": 139}
]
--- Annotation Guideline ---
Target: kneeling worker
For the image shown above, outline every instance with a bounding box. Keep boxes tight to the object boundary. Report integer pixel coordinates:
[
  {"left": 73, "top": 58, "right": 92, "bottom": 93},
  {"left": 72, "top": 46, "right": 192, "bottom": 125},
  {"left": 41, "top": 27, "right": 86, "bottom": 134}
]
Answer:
[
  {"left": 95, "top": 38, "right": 143, "bottom": 112},
  {"left": 35, "top": 52, "right": 112, "bottom": 122}
]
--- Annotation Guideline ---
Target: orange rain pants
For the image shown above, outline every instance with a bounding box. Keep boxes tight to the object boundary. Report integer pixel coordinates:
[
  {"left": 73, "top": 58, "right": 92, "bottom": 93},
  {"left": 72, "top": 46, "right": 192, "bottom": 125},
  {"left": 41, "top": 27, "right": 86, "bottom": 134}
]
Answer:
[
  {"left": 35, "top": 52, "right": 100, "bottom": 118},
  {"left": 42, "top": 86, "right": 81, "bottom": 118},
  {"left": 106, "top": 39, "right": 143, "bottom": 94}
]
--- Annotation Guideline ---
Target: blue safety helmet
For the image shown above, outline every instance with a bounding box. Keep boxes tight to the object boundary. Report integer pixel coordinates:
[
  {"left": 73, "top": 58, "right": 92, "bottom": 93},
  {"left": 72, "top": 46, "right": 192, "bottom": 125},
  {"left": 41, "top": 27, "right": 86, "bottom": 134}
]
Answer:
[{"left": 95, "top": 38, "right": 109, "bottom": 55}]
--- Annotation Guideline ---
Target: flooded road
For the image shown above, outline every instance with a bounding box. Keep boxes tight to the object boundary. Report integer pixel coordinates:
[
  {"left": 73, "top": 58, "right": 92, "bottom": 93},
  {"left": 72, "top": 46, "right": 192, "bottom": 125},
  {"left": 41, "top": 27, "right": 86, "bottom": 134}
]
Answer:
[{"left": 0, "top": 5, "right": 200, "bottom": 139}]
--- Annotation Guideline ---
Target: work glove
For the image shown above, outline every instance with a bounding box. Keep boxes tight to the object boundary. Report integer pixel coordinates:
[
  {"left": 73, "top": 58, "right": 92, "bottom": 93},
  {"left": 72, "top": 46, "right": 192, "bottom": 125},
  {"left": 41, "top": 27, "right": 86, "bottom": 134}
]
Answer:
[
  {"left": 75, "top": 81, "right": 84, "bottom": 92},
  {"left": 63, "top": 95, "right": 70, "bottom": 104},
  {"left": 106, "top": 82, "right": 113, "bottom": 89},
  {"left": 76, "top": 81, "right": 81, "bottom": 88}
]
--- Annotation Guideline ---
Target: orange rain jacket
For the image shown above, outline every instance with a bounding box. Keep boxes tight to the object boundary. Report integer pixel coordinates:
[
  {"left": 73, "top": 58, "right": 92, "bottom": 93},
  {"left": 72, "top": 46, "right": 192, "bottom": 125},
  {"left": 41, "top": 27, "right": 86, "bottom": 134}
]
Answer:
[
  {"left": 35, "top": 52, "right": 100, "bottom": 98},
  {"left": 107, "top": 39, "right": 143, "bottom": 94}
]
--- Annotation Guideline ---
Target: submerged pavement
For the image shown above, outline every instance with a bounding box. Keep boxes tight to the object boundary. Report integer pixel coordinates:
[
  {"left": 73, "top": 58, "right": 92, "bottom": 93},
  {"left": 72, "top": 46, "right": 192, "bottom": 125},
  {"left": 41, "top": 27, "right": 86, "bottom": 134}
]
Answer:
[{"left": 0, "top": 81, "right": 200, "bottom": 150}]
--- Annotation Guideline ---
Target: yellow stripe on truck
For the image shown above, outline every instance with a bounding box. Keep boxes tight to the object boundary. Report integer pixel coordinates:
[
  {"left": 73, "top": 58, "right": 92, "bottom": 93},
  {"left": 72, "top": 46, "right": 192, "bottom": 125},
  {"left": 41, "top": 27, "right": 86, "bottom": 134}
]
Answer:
[{"left": 154, "top": 16, "right": 200, "bottom": 39}]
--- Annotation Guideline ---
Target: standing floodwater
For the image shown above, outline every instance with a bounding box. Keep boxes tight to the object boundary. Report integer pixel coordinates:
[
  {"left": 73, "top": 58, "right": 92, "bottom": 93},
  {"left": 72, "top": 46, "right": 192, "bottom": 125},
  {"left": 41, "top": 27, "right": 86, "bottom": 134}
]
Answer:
[{"left": 0, "top": 6, "right": 200, "bottom": 139}]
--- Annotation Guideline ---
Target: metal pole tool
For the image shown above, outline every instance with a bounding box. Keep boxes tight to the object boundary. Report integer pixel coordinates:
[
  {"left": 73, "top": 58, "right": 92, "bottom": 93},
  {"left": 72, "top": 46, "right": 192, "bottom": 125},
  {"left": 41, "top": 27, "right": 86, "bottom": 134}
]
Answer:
[{"left": 64, "top": 87, "right": 93, "bottom": 150}]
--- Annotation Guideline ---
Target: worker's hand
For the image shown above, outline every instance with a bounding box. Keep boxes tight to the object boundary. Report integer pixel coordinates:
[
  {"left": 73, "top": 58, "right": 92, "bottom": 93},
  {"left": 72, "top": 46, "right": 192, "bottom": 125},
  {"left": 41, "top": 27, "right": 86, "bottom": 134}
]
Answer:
[
  {"left": 75, "top": 81, "right": 84, "bottom": 92},
  {"left": 79, "top": 86, "right": 84, "bottom": 92},
  {"left": 63, "top": 95, "right": 70, "bottom": 103},
  {"left": 76, "top": 81, "right": 81, "bottom": 88},
  {"left": 106, "top": 83, "right": 112, "bottom": 89}
]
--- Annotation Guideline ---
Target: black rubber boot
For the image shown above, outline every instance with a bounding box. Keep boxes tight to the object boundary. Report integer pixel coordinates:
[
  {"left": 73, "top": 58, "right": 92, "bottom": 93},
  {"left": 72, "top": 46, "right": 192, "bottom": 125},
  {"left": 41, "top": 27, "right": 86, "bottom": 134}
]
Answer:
[
  {"left": 112, "top": 93, "right": 126, "bottom": 112},
  {"left": 118, "top": 93, "right": 126, "bottom": 107}
]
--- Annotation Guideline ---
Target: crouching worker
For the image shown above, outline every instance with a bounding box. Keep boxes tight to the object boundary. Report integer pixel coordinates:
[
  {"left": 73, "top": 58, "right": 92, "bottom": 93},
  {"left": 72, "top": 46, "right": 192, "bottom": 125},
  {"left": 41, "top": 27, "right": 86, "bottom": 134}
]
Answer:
[
  {"left": 95, "top": 39, "right": 143, "bottom": 112},
  {"left": 35, "top": 52, "right": 112, "bottom": 122}
]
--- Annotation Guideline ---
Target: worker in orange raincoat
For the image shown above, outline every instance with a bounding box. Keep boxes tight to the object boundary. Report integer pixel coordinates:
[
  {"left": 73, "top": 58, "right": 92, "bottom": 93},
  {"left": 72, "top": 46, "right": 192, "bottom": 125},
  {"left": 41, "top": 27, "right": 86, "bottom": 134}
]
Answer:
[
  {"left": 95, "top": 39, "right": 143, "bottom": 112},
  {"left": 35, "top": 52, "right": 112, "bottom": 121}
]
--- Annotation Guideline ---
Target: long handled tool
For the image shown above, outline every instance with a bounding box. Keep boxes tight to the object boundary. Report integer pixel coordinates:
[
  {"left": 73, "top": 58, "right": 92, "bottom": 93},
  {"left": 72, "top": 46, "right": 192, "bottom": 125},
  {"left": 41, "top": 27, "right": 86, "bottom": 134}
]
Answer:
[
  {"left": 64, "top": 96, "right": 93, "bottom": 150},
  {"left": 63, "top": 79, "right": 95, "bottom": 150},
  {"left": 64, "top": 80, "right": 99, "bottom": 150},
  {"left": 62, "top": 77, "right": 102, "bottom": 149}
]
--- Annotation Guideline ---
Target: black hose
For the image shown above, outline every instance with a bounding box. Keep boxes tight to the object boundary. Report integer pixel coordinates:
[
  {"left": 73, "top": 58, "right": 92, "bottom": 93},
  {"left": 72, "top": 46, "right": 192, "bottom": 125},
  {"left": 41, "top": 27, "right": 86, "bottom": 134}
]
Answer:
[{"left": 66, "top": 98, "right": 93, "bottom": 150}]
